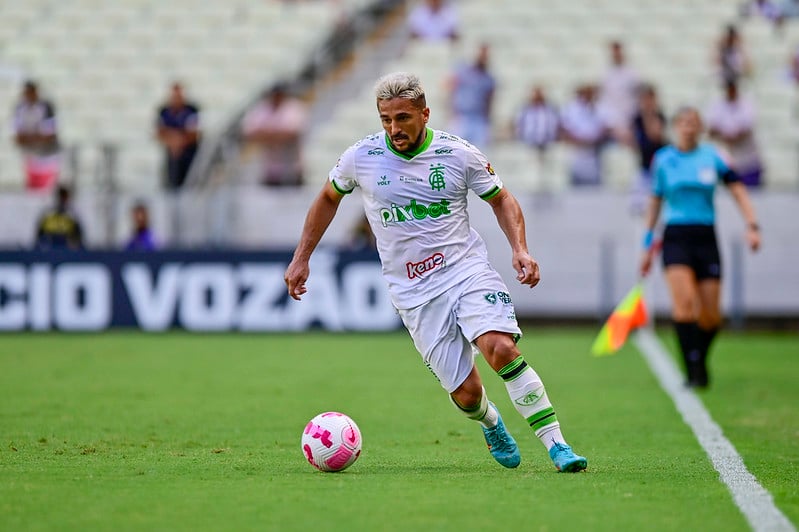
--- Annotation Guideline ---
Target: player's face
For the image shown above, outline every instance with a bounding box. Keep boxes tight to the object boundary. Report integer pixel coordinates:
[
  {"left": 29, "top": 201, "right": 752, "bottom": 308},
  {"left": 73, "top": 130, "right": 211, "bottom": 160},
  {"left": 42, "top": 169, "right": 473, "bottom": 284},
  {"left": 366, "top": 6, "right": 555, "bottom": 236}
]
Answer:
[{"left": 378, "top": 97, "right": 429, "bottom": 153}]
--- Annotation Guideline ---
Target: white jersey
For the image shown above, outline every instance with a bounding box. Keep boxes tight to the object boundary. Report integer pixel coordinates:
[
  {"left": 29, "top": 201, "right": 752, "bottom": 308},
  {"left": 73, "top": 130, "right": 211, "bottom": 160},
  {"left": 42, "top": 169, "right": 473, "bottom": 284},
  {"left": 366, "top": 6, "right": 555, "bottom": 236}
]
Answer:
[{"left": 330, "top": 128, "right": 503, "bottom": 309}]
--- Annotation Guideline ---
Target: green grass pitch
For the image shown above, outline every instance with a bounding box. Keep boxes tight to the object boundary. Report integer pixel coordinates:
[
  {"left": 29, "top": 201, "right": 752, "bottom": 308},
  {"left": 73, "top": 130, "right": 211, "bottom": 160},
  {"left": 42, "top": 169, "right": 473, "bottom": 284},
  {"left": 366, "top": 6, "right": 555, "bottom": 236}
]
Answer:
[{"left": 1, "top": 328, "right": 797, "bottom": 531}]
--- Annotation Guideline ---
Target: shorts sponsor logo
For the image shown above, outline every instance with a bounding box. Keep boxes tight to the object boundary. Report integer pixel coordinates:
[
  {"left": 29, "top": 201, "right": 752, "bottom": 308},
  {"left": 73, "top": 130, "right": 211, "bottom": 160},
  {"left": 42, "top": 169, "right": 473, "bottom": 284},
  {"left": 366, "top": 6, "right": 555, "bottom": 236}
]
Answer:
[
  {"left": 406, "top": 252, "right": 445, "bottom": 280},
  {"left": 378, "top": 199, "right": 451, "bottom": 227},
  {"left": 484, "top": 291, "right": 512, "bottom": 305}
]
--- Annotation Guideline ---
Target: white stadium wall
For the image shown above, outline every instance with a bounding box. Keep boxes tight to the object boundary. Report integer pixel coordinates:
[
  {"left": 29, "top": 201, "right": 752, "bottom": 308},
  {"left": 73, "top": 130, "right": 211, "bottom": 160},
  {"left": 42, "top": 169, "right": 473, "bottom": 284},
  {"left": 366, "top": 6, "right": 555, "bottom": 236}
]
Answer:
[{"left": 0, "top": 188, "right": 795, "bottom": 321}]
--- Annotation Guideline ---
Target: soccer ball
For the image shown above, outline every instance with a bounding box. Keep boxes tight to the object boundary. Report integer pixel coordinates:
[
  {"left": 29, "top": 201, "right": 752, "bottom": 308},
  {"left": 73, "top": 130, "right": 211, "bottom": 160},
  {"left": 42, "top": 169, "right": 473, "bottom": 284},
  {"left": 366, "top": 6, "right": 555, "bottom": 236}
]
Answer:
[{"left": 301, "top": 412, "right": 362, "bottom": 472}]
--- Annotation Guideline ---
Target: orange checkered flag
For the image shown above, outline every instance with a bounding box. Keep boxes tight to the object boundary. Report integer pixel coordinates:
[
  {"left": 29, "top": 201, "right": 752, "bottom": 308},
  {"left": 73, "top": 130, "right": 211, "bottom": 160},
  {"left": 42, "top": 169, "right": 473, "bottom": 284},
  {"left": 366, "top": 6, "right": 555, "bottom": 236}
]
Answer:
[{"left": 591, "top": 283, "right": 648, "bottom": 356}]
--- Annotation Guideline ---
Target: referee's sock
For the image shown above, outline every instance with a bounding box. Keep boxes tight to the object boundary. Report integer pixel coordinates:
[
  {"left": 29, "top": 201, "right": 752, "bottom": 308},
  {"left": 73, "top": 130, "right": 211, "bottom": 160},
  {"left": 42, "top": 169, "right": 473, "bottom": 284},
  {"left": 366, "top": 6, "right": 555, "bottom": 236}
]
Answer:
[
  {"left": 697, "top": 326, "right": 719, "bottom": 361},
  {"left": 497, "top": 355, "right": 565, "bottom": 452},
  {"left": 674, "top": 321, "right": 702, "bottom": 383}
]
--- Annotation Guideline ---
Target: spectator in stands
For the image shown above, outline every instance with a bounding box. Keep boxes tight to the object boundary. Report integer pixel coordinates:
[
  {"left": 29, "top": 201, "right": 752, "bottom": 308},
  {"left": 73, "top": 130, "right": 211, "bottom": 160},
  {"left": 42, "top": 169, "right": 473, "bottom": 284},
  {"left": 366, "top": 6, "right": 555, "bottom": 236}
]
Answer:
[
  {"left": 780, "top": 0, "right": 799, "bottom": 18},
  {"left": 241, "top": 83, "right": 308, "bottom": 187},
  {"left": 124, "top": 201, "right": 158, "bottom": 251},
  {"left": 706, "top": 81, "right": 763, "bottom": 187},
  {"left": 560, "top": 84, "right": 611, "bottom": 187},
  {"left": 34, "top": 185, "right": 83, "bottom": 250},
  {"left": 714, "top": 25, "right": 752, "bottom": 85},
  {"left": 446, "top": 43, "right": 495, "bottom": 148},
  {"left": 156, "top": 82, "right": 200, "bottom": 190},
  {"left": 739, "top": 0, "right": 784, "bottom": 28},
  {"left": 789, "top": 45, "right": 799, "bottom": 85},
  {"left": 514, "top": 86, "right": 560, "bottom": 153},
  {"left": 12, "top": 80, "right": 61, "bottom": 192},
  {"left": 598, "top": 41, "right": 639, "bottom": 143},
  {"left": 407, "top": 0, "right": 459, "bottom": 42},
  {"left": 630, "top": 84, "right": 668, "bottom": 214}
]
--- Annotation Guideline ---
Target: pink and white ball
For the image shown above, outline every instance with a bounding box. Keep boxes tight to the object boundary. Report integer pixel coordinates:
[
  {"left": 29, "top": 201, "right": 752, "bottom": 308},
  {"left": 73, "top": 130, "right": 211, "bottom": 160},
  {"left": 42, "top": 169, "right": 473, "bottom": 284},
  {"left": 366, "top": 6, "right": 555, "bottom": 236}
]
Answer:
[{"left": 301, "top": 412, "right": 362, "bottom": 472}]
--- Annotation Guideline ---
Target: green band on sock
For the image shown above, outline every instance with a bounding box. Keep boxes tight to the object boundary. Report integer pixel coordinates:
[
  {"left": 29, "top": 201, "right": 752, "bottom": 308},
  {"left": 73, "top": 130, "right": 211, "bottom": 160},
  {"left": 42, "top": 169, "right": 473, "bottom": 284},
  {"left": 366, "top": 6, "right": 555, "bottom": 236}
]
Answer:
[
  {"left": 527, "top": 406, "right": 558, "bottom": 431},
  {"left": 497, "top": 355, "right": 527, "bottom": 382},
  {"left": 450, "top": 394, "right": 488, "bottom": 421},
  {"left": 454, "top": 400, "right": 482, "bottom": 413}
]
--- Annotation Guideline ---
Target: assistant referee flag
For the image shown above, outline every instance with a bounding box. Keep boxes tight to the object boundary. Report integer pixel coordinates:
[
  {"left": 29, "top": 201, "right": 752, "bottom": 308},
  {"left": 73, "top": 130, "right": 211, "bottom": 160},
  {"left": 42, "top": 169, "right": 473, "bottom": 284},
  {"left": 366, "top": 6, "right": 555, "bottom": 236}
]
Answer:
[{"left": 591, "top": 283, "right": 648, "bottom": 356}]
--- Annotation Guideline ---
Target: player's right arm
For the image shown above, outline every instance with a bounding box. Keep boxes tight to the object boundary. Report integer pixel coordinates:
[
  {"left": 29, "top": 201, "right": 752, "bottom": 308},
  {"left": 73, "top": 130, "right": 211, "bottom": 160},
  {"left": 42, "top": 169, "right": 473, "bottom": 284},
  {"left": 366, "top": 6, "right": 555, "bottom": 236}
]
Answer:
[
  {"left": 284, "top": 182, "right": 345, "bottom": 300},
  {"left": 640, "top": 151, "right": 666, "bottom": 277}
]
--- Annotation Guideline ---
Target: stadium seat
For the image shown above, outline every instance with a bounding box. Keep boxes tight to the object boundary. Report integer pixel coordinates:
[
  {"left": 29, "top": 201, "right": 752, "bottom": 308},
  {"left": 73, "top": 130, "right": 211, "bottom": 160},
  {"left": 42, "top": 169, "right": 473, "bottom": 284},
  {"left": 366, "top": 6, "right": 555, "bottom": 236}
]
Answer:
[{"left": 0, "top": 0, "right": 360, "bottom": 191}]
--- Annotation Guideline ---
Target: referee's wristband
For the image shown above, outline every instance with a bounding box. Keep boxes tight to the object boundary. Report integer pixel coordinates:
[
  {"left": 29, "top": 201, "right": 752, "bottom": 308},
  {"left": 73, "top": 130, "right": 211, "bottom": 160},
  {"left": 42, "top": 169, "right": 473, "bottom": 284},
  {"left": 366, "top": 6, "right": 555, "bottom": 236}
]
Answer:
[{"left": 642, "top": 230, "right": 654, "bottom": 250}]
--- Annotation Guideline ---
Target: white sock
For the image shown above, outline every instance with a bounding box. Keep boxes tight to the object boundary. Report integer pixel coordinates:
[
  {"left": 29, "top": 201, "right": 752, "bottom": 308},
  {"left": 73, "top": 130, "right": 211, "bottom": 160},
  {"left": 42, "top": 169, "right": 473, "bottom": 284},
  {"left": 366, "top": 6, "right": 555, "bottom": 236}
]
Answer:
[
  {"left": 450, "top": 386, "right": 499, "bottom": 429},
  {"left": 497, "top": 355, "right": 567, "bottom": 451}
]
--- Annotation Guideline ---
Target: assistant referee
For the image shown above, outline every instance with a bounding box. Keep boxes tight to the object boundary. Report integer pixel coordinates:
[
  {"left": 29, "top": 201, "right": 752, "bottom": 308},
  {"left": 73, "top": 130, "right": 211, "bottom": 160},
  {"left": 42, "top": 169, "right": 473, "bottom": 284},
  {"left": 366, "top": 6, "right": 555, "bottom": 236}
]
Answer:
[{"left": 640, "top": 106, "right": 760, "bottom": 388}]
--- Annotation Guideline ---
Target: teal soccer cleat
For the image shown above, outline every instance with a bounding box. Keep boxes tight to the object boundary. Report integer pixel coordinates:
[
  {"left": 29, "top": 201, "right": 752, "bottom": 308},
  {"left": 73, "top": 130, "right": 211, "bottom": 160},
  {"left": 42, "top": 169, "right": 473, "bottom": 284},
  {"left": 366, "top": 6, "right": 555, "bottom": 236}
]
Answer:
[
  {"left": 549, "top": 442, "right": 588, "bottom": 472},
  {"left": 481, "top": 404, "right": 521, "bottom": 468}
]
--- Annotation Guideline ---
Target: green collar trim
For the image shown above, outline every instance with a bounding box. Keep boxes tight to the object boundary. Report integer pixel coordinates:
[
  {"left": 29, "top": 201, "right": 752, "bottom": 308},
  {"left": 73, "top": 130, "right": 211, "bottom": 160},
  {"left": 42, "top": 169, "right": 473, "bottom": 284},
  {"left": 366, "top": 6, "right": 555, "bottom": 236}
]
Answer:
[{"left": 385, "top": 127, "right": 434, "bottom": 160}]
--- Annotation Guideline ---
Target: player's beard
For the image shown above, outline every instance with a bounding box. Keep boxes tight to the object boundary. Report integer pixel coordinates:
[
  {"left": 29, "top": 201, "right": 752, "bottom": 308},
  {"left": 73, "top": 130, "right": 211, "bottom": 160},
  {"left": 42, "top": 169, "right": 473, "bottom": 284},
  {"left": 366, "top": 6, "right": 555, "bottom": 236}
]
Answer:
[{"left": 392, "top": 128, "right": 426, "bottom": 153}]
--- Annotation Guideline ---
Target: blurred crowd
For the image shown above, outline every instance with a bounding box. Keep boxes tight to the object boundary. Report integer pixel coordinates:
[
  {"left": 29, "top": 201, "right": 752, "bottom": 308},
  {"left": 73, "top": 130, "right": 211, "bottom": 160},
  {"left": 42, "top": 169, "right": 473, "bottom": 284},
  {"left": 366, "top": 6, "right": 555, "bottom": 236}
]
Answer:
[
  {"left": 8, "top": 0, "right": 799, "bottom": 249},
  {"left": 404, "top": 0, "right": 799, "bottom": 198}
]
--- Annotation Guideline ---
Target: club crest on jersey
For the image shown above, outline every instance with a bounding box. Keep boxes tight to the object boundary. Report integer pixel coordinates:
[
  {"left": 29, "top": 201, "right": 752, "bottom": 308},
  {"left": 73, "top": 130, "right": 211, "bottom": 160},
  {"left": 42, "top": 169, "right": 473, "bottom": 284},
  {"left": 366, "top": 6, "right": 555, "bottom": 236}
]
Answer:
[
  {"left": 378, "top": 199, "right": 451, "bottom": 227},
  {"left": 429, "top": 164, "right": 446, "bottom": 191},
  {"left": 486, "top": 162, "right": 496, "bottom": 175},
  {"left": 406, "top": 252, "right": 445, "bottom": 280}
]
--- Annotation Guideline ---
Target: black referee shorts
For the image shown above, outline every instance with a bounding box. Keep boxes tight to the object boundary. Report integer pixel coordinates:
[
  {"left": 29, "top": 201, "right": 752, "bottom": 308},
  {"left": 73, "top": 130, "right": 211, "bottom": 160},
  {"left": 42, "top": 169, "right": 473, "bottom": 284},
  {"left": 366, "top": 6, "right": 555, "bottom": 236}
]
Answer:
[{"left": 661, "top": 224, "right": 721, "bottom": 280}]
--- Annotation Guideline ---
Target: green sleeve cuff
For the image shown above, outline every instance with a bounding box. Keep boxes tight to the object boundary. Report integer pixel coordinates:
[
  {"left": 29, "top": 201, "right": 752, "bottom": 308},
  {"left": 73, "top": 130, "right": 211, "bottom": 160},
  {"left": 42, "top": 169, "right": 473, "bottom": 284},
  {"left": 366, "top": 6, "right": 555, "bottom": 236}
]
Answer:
[
  {"left": 330, "top": 179, "right": 353, "bottom": 195},
  {"left": 479, "top": 186, "right": 501, "bottom": 200}
]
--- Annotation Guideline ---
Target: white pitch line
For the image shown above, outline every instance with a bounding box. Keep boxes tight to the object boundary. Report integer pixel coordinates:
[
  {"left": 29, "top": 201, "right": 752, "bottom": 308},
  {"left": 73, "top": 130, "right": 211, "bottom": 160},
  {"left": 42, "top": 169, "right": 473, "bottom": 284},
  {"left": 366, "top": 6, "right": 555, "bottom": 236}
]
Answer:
[{"left": 633, "top": 328, "right": 795, "bottom": 532}]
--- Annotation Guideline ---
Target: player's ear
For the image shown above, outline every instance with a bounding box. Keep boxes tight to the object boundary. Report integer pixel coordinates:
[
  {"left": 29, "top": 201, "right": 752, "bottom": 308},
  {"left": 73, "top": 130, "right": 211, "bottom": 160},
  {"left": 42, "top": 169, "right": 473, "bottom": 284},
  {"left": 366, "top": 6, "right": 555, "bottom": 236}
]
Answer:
[{"left": 423, "top": 107, "right": 430, "bottom": 123}]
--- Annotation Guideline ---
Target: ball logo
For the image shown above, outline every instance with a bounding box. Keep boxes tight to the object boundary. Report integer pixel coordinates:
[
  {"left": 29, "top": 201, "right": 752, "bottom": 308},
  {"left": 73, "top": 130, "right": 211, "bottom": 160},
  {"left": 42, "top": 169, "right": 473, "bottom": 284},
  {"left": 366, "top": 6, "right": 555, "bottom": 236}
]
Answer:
[
  {"left": 406, "top": 252, "right": 445, "bottom": 280},
  {"left": 304, "top": 421, "right": 334, "bottom": 448}
]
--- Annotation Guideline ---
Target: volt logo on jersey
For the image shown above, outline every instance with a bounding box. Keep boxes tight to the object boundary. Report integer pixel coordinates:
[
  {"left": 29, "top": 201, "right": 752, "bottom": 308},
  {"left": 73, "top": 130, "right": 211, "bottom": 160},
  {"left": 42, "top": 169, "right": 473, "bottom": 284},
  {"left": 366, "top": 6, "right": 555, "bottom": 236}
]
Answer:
[{"left": 378, "top": 199, "right": 451, "bottom": 227}]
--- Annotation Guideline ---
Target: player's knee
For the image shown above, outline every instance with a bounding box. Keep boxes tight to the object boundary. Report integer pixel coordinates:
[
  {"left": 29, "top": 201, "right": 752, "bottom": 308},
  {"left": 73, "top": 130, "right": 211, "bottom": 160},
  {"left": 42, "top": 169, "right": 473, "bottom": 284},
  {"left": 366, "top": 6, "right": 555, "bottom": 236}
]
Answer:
[
  {"left": 672, "top": 302, "right": 697, "bottom": 322},
  {"left": 476, "top": 332, "right": 520, "bottom": 372},
  {"left": 451, "top": 381, "right": 482, "bottom": 409}
]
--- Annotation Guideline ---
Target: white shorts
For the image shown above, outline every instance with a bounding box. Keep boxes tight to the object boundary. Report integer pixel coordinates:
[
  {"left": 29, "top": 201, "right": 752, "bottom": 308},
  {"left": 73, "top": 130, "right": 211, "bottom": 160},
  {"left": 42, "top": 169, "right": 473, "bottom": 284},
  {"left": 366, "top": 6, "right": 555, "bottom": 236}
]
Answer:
[{"left": 397, "top": 267, "right": 522, "bottom": 393}]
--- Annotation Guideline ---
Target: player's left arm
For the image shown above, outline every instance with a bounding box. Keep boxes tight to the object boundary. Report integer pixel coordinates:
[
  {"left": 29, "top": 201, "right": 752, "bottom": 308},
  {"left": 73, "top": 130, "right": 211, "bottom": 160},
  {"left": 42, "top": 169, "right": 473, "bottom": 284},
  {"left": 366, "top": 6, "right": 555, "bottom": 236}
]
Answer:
[
  {"left": 486, "top": 188, "right": 540, "bottom": 288},
  {"left": 715, "top": 148, "right": 760, "bottom": 252},
  {"left": 727, "top": 181, "right": 761, "bottom": 252}
]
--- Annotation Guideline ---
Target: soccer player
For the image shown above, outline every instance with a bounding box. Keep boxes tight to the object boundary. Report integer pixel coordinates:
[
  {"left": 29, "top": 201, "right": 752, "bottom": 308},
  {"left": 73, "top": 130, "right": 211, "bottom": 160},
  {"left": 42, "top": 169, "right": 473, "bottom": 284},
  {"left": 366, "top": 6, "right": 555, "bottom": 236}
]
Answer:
[
  {"left": 640, "top": 107, "right": 760, "bottom": 388},
  {"left": 284, "top": 72, "right": 587, "bottom": 472}
]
